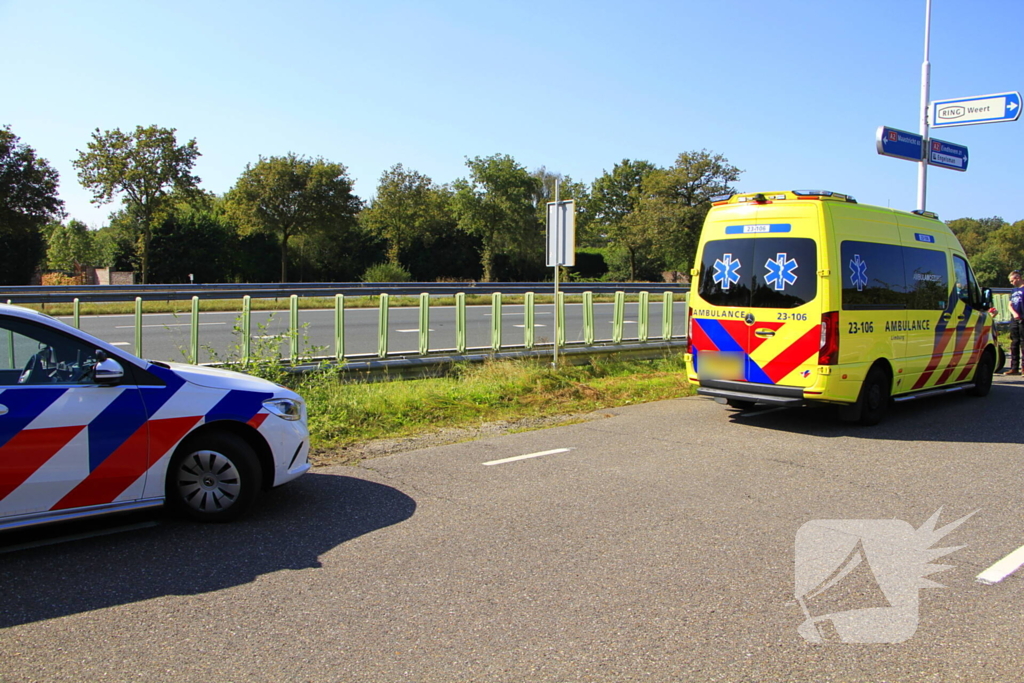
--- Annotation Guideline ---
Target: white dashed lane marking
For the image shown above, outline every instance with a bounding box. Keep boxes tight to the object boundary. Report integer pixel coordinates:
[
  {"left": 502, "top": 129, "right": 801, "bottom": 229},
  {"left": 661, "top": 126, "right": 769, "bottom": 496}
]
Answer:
[{"left": 483, "top": 448, "right": 573, "bottom": 466}]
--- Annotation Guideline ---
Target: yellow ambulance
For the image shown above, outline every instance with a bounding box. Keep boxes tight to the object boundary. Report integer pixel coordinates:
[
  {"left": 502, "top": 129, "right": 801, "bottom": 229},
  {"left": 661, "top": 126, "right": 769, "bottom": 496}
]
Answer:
[{"left": 685, "top": 190, "right": 997, "bottom": 425}]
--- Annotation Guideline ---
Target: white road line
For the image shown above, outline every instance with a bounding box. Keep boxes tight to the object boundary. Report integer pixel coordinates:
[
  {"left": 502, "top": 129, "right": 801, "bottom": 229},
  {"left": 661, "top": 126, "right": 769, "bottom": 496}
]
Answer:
[
  {"left": 396, "top": 328, "right": 434, "bottom": 333},
  {"left": 483, "top": 448, "right": 572, "bottom": 466},
  {"left": 115, "top": 323, "right": 227, "bottom": 328},
  {"left": 110, "top": 342, "right": 131, "bottom": 346},
  {"left": 977, "top": 544, "right": 1024, "bottom": 584},
  {"left": 513, "top": 324, "right": 547, "bottom": 328}
]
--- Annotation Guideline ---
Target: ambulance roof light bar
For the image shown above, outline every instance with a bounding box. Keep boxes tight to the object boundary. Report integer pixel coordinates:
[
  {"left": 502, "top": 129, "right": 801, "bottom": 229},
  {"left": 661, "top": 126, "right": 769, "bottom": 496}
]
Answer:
[
  {"left": 792, "top": 190, "right": 858, "bottom": 203},
  {"left": 912, "top": 209, "right": 940, "bottom": 220}
]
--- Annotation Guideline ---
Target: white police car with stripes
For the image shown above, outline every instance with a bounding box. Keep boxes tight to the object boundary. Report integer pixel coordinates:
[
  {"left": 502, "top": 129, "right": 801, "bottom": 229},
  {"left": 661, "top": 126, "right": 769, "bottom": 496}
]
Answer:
[{"left": 0, "top": 303, "right": 310, "bottom": 531}]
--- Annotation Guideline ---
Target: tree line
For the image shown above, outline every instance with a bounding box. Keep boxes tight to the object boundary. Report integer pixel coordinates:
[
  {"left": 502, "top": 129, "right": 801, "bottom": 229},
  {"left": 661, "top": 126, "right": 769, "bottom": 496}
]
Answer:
[{"left": 2, "top": 123, "right": 1020, "bottom": 288}]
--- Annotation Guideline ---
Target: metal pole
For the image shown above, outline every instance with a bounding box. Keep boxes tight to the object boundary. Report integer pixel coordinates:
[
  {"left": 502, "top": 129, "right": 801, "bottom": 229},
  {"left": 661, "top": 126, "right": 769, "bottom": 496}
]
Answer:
[
  {"left": 553, "top": 178, "right": 560, "bottom": 366},
  {"left": 917, "top": 0, "right": 932, "bottom": 211}
]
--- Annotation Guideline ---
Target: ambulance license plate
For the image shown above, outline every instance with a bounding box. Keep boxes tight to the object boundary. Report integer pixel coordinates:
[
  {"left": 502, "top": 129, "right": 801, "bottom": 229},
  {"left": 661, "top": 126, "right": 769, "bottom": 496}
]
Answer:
[{"left": 699, "top": 352, "right": 744, "bottom": 380}]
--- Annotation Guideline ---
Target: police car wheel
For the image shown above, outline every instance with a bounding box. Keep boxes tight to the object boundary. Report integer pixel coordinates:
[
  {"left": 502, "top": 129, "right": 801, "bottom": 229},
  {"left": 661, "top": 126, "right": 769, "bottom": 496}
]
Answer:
[
  {"left": 167, "top": 432, "right": 262, "bottom": 522},
  {"left": 858, "top": 368, "right": 891, "bottom": 426}
]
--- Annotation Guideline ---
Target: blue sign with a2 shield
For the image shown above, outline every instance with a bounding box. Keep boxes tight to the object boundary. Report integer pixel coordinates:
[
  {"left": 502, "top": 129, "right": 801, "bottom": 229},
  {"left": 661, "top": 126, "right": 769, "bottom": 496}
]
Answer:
[
  {"left": 927, "top": 138, "right": 968, "bottom": 172},
  {"left": 876, "top": 126, "right": 923, "bottom": 162}
]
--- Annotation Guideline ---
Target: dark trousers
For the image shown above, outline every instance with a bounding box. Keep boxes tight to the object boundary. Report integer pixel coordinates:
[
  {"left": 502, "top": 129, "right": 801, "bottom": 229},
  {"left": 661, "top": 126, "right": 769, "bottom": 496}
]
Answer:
[{"left": 1011, "top": 318, "right": 1024, "bottom": 371}]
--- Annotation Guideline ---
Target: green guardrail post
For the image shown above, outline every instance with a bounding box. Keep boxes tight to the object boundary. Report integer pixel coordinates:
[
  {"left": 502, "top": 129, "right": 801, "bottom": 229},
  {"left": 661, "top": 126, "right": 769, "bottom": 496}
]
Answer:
[
  {"left": 190, "top": 296, "right": 199, "bottom": 364},
  {"left": 73, "top": 298, "right": 80, "bottom": 329},
  {"left": 134, "top": 297, "right": 143, "bottom": 357},
  {"left": 524, "top": 291, "right": 535, "bottom": 349},
  {"left": 583, "top": 291, "right": 594, "bottom": 345},
  {"left": 662, "top": 292, "right": 674, "bottom": 340},
  {"left": 456, "top": 292, "right": 467, "bottom": 354},
  {"left": 242, "top": 295, "right": 252, "bottom": 364},
  {"left": 419, "top": 293, "right": 430, "bottom": 356},
  {"left": 378, "top": 293, "right": 390, "bottom": 358},
  {"left": 557, "top": 290, "right": 566, "bottom": 347},
  {"left": 289, "top": 294, "right": 299, "bottom": 363},
  {"left": 491, "top": 292, "right": 502, "bottom": 351},
  {"left": 612, "top": 291, "right": 625, "bottom": 344},
  {"left": 334, "top": 294, "right": 345, "bottom": 361},
  {"left": 638, "top": 291, "right": 650, "bottom": 342},
  {"left": 5, "top": 327, "right": 14, "bottom": 369}
]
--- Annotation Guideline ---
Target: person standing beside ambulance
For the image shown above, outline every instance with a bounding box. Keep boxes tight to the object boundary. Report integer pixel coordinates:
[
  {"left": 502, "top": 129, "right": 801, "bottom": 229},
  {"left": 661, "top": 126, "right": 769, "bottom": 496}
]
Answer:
[{"left": 1005, "top": 270, "right": 1024, "bottom": 376}]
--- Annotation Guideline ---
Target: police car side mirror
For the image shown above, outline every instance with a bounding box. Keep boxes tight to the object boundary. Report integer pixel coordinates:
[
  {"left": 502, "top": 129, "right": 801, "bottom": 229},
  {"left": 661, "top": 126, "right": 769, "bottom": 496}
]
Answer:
[{"left": 94, "top": 356, "right": 124, "bottom": 384}]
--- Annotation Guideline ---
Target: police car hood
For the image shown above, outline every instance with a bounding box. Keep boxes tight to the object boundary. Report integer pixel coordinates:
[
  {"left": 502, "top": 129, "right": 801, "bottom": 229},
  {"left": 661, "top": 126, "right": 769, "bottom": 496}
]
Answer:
[{"left": 157, "top": 361, "right": 291, "bottom": 395}]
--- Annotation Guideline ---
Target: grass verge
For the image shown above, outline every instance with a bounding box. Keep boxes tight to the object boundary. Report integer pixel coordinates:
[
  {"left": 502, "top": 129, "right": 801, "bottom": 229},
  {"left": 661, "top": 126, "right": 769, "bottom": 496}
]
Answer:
[{"left": 282, "top": 355, "right": 694, "bottom": 463}]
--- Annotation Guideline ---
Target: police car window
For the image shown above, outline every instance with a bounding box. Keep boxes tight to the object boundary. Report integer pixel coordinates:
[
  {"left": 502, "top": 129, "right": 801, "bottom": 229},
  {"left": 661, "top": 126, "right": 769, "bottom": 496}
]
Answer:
[
  {"left": 0, "top": 318, "right": 102, "bottom": 386},
  {"left": 699, "top": 238, "right": 816, "bottom": 309},
  {"left": 905, "top": 248, "right": 948, "bottom": 310},
  {"left": 841, "top": 241, "right": 908, "bottom": 310}
]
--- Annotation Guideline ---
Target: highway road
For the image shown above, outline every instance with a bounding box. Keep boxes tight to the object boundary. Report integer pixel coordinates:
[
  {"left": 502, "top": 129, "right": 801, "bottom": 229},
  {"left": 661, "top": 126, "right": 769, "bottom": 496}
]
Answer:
[
  {"left": 2, "top": 377, "right": 1023, "bottom": 681},
  {"left": 57, "top": 300, "right": 689, "bottom": 363}
]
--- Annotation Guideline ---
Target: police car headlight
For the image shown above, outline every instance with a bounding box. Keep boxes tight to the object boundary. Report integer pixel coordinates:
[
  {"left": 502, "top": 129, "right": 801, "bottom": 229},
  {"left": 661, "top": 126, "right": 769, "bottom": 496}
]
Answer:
[{"left": 263, "top": 397, "right": 304, "bottom": 421}]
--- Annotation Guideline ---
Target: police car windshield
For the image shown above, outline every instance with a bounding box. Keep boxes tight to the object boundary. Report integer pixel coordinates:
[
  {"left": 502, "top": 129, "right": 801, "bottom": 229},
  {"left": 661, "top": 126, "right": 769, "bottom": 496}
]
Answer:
[{"left": 698, "top": 238, "right": 817, "bottom": 309}]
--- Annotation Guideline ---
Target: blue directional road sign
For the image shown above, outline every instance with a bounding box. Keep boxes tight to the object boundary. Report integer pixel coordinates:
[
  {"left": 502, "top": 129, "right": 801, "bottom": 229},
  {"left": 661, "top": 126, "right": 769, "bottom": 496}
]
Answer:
[
  {"left": 927, "top": 138, "right": 968, "bottom": 172},
  {"left": 876, "top": 126, "right": 923, "bottom": 162},
  {"left": 931, "top": 92, "right": 1022, "bottom": 128}
]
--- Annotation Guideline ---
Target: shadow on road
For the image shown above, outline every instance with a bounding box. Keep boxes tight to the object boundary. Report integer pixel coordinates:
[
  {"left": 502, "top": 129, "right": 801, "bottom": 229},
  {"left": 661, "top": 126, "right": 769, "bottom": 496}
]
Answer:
[
  {"left": 0, "top": 472, "right": 415, "bottom": 628},
  {"left": 723, "top": 379, "right": 1024, "bottom": 445}
]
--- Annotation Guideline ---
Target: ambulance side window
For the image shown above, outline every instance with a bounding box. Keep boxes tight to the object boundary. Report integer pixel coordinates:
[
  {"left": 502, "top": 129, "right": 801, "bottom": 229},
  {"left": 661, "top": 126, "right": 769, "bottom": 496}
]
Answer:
[
  {"left": 904, "top": 247, "right": 948, "bottom": 310},
  {"left": 952, "top": 255, "right": 983, "bottom": 309},
  {"left": 840, "top": 241, "right": 907, "bottom": 310}
]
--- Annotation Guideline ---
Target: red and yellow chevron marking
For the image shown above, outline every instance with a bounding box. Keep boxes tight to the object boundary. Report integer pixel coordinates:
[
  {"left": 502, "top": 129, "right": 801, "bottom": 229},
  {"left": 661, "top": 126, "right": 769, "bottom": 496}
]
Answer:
[{"left": 913, "top": 302, "right": 991, "bottom": 390}]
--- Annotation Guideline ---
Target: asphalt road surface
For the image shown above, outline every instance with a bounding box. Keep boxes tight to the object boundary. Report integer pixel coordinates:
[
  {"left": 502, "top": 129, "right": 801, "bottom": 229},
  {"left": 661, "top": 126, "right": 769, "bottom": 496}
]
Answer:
[{"left": 2, "top": 376, "right": 1024, "bottom": 682}]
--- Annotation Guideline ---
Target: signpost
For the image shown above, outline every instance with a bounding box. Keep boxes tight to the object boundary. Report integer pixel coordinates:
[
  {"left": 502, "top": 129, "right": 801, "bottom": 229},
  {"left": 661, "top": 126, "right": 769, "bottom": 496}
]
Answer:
[
  {"left": 546, "top": 180, "right": 575, "bottom": 365},
  {"left": 876, "top": 126, "right": 924, "bottom": 162},
  {"left": 926, "top": 137, "right": 968, "bottom": 172},
  {"left": 931, "top": 91, "right": 1022, "bottom": 128}
]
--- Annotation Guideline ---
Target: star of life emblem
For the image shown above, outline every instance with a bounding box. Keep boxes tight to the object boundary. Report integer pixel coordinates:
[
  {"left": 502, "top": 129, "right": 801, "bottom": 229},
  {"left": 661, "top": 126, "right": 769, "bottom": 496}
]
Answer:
[
  {"left": 765, "top": 253, "right": 798, "bottom": 291},
  {"left": 713, "top": 253, "right": 742, "bottom": 290},
  {"left": 849, "top": 254, "right": 868, "bottom": 292}
]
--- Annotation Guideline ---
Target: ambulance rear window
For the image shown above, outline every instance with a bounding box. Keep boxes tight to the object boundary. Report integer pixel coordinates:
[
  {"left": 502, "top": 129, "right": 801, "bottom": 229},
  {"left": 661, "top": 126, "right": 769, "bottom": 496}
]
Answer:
[{"left": 698, "top": 238, "right": 817, "bottom": 309}]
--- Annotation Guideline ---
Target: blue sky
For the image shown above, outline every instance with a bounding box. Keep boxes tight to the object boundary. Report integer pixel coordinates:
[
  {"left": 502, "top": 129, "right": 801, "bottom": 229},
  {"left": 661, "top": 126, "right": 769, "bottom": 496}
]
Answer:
[{"left": 3, "top": 0, "right": 1022, "bottom": 229}]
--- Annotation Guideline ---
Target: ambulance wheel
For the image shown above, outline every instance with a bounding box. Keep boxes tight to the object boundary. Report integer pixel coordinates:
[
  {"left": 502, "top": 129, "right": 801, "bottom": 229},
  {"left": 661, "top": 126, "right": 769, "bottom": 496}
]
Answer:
[
  {"left": 969, "top": 349, "right": 995, "bottom": 397},
  {"left": 166, "top": 432, "right": 262, "bottom": 522},
  {"left": 858, "top": 367, "right": 891, "bottom": 426}
]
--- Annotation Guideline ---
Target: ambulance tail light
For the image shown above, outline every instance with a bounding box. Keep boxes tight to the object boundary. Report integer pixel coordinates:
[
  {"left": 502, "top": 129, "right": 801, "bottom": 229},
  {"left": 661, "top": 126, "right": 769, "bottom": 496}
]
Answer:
[
  {"left": 686, "top": 314, "right": 693, "bottom": 354},
  {"left": 818, "top": 311, "right": 839, "bottom": 365}
]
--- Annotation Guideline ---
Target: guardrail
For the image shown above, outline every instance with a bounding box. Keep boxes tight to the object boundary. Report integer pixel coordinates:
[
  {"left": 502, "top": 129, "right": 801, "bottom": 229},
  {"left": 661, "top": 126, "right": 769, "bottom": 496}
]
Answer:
[
  {"left": 0, "top": 281, "right": 689, "bottom": 304},
  {"left": 4, "top": 286, "right": 691, "bottom": 366}
]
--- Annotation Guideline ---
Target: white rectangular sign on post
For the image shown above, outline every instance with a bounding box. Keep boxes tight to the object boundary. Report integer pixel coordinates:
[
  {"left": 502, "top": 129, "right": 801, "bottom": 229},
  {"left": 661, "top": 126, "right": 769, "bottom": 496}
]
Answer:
[{"left": 546, "top": 200, "right": 575, "bottom": 267}]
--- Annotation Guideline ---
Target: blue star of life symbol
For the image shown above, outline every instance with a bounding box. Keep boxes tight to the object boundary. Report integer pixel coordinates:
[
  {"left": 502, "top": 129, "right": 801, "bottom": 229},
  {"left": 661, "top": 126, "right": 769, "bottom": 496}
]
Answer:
[
  {"left": 713, "top": 253, "right": 742, "bottom": 290},
  {"left": 764, "top": 253, "right": 798, "bottom": 291},
  {"left": 849, "top": 254, "right": 868, "bottom": 291}
]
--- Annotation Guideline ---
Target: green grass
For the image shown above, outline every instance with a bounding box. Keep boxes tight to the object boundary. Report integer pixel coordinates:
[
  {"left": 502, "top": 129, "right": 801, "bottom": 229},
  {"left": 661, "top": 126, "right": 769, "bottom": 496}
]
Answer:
[{"left": 283, "top": 355, "right": 694, "bottom": 456}]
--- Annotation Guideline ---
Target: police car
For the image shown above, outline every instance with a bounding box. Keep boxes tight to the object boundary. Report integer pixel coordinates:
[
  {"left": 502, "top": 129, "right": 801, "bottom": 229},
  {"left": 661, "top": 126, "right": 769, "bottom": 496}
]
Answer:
[{"left": 0, "top": 303, "right": 310, "bottom": 531}]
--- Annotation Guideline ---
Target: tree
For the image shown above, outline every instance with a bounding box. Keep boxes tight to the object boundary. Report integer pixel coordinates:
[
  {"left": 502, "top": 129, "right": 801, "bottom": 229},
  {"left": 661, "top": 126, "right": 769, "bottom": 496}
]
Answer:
[
  {"left": 0, "top": 126, "right": 64, "bottom": 285},
  {"left": 451, "top": 154, "right": 541, "bottom": 282},
  {"left": 225, "top": 154, "right": 363, "bottom": 282},
  {"left": 633, "top": 150, "right": 741, "bottom": 274},
  {"left": 360, "top": 164, "right": 450, "bottom": 266},
  {"left": 585, "top": 159, "right": 658, "bottom": 279},
  {"left": 45, "top": 219, "right": 95, "bottom": 272},
  {"left": 73, "top": 125, "right": 201, "bottom": 284}
]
